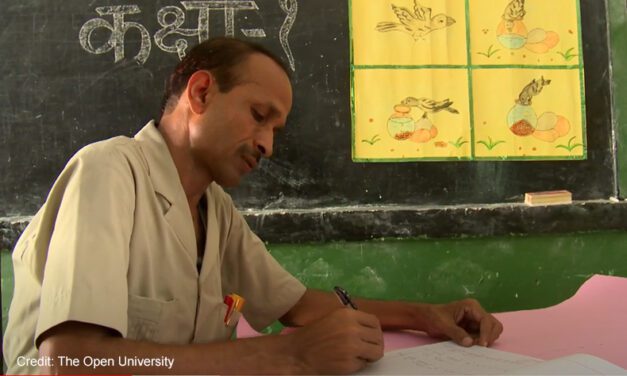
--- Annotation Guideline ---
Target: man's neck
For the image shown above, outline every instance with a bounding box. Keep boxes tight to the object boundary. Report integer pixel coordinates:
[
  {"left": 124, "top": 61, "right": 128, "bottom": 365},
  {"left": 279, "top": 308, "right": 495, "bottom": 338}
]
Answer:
[{"left": 157, "top": 116, "right": 212, "bottom": 209}]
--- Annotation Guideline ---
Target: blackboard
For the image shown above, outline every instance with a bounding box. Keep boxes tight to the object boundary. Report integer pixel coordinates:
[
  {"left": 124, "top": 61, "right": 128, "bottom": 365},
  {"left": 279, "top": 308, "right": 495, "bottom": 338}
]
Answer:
[{"left": 1, "top": 0, "right": 625, "bottom": 244}]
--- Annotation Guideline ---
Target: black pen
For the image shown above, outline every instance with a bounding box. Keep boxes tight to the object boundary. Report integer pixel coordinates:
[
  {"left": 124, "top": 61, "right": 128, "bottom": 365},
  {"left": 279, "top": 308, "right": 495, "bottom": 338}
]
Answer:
[{"left": 334, "top": 285, "right": 358, "bottom": 310}]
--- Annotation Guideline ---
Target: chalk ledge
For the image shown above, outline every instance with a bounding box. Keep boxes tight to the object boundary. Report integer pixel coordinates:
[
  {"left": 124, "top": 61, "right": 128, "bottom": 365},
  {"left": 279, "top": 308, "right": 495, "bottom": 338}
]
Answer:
[
  {"left": 242, "top": 199, "right": 627, "bottom": 243},
  {"left": 2, "top": 200, "right": 627, "bottom": 248}
]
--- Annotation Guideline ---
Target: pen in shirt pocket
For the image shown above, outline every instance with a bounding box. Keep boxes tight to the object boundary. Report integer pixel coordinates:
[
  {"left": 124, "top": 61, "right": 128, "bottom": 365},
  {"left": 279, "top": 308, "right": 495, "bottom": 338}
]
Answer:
[
  {"left": 223, "top": 293, "right": 245, "bottom": 327},
  {"left": 334, "top": 286, "right": 358, "bottom": 309}
]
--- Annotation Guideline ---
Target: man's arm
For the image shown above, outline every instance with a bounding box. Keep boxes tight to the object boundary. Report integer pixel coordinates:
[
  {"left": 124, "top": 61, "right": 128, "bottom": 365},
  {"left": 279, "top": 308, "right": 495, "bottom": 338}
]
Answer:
[
  {"left": 280, "top": 289, "right": 503, "bottom": 347},
  {"left": 38, "top": 309, "right": 384, "bottom": 375},
  {"left": 39, "top": 321, "right": 303, "bottom": 374}
]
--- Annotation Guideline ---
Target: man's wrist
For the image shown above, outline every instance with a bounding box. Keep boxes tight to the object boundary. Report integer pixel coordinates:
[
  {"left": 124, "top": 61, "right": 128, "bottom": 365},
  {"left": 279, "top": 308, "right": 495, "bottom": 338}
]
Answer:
[
  {"left": 406, "top": 302, "right": 438, "bottom": 332},
  {"left": 282, "top": 329, "right": 314, "bottom": 374}
]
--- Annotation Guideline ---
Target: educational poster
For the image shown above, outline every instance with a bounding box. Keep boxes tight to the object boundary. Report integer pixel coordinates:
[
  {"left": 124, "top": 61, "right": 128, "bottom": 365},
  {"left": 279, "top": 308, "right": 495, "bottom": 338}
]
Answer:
[
  {"left": 353, "top": 69, "right": 472, "bottom": 160},
  {"left": 351, "top": 0, "right": 586, "bottom": 162}
]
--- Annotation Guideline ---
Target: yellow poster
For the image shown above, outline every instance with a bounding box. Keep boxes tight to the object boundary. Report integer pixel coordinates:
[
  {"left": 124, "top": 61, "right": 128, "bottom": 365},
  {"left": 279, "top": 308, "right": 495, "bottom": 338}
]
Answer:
[{"left": 351, "top": 0, "right": 586, "bottom": 161}]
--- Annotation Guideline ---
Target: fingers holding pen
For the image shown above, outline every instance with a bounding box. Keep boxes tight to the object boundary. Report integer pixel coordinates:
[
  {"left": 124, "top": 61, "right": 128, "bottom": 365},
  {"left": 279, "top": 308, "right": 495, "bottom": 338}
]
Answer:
[
  {"left": 342, "top": 309, "right": 385, "bottom": 363},
  {"left": 290, "top": 308, "right": 384, "bottom": 374},
  {"left": 354, "top": 311, "right": 384, "bottom": 350},
  {"left": 333, "top": 308, "right": 384, "bottom": 351},
  {"left": 333, "top": 286, "right": 383, "bottom": 358}
]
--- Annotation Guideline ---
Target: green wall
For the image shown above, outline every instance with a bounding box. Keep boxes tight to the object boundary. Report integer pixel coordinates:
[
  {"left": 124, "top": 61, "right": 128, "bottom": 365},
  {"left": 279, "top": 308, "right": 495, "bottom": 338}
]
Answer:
[
  {"left": 3, "top": 230, "right": 627, "bottom": 338},
  {"left": 610, "top": 0, "right": 627, "bottom": 195},
  {"left": 269, "top": 231, "right": 627, "bottom": 313}
]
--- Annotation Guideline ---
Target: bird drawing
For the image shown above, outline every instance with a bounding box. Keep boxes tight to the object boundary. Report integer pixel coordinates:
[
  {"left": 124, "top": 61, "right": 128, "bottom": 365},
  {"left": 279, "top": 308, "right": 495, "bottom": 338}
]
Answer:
[
  {"left": 376, "top": 0, "right": 456, "bottom": 41},
  {"left": 502, "top": 0, "right": 526, "bottom": 33},
  {"left": 496, "top": 0, "right": 560, "bottom": 54},
  {"left": 401, "top": 97, "right": 459, "bottom": 118}
]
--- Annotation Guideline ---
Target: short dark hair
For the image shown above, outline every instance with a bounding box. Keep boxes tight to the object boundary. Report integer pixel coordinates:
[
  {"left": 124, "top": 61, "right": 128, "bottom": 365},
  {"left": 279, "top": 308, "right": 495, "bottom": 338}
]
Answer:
[{"left": 158, "top": 37, "right": 290, "bottom": 120}]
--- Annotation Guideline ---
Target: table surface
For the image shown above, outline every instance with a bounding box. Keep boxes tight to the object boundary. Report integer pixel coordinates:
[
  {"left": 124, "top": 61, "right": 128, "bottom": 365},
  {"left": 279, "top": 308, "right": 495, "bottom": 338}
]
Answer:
[{"left": 238, "top": 274, "right": 627, "bottom": 368}]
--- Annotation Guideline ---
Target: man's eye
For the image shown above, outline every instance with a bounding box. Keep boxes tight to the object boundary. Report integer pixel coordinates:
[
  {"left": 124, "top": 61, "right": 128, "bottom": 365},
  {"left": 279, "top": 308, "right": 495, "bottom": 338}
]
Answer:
[{"left": 251, "top": 108, "right": 264, "bottom": 122}]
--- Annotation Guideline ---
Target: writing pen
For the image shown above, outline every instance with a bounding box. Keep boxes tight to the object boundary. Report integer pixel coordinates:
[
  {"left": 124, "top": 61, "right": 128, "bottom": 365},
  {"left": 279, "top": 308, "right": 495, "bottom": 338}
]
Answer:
[
  {"left": 224, "top": 293, "right": 245, "bottom": 326},
  {"left": 334, "top": 285, "right": 358, "bottom": 310}
]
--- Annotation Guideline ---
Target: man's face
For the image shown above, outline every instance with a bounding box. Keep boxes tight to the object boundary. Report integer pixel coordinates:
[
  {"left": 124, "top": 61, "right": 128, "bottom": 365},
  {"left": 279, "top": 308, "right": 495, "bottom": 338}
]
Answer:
[{"left": 188, "top": 53, "right": 293, "bottom": 187}]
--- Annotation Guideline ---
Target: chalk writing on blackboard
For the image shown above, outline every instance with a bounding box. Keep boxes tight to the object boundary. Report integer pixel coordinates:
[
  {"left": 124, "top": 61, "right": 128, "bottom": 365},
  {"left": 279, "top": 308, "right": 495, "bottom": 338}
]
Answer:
[
  {"left": 79, "top": 5, "right": 152, "bottom": 65},
  {"left": 79, "top": 0, "right": 298, "bottom": 70}
]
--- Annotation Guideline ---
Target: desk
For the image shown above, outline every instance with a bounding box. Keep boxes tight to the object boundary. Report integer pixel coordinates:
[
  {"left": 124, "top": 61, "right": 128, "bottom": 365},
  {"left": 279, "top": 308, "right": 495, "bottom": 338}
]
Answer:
[
  {"left": 382, "top": 275, "right": 627, "bottom": 367},
  {"left": 238, "top": 275, "right": 626, "bottom": 368}
]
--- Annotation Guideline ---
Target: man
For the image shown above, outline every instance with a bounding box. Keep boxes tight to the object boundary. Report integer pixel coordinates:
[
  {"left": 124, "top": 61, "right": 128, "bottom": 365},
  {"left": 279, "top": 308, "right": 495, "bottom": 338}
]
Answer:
[{"left": 4, "top": 37, "right": 502, "bottom": 374}]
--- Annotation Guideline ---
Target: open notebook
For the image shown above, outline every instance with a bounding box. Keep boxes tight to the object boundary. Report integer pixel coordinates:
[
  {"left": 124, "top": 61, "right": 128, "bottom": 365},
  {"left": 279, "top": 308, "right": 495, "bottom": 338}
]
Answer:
[{"left": 357, "top": 342, "right": 626, "bottom": 375}]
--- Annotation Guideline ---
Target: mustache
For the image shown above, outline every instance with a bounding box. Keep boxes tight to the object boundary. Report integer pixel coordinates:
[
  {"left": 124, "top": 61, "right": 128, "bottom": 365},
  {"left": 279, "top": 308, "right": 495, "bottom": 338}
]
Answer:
[{"left": 241, "top": 145, "right": 262, "bottom": 163}]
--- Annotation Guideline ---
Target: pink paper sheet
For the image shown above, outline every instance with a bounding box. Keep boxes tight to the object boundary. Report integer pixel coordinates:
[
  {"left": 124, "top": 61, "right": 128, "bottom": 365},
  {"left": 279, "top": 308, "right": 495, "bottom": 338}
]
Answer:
[
  {"left": 492, "top": 274, "right": 627, "bottom": 367},
  {"left": 238, "top": 275, "right": 627, "bottom": 367},
  {"left": 381, "top": 274, "right": 627, "bottom": 367}
]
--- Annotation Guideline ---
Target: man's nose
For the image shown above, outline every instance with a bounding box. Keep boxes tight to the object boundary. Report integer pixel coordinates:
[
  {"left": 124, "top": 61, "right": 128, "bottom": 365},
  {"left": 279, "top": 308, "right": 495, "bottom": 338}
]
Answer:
[{"left": 254, "top": 128, "right": 274, "bottom": 158}]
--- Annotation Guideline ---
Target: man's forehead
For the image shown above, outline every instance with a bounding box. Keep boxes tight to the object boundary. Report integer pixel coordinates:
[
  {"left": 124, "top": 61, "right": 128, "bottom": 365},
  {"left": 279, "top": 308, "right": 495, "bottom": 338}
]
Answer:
[
  {"left": 237, "top": 55, "right": 292, "bottom": 111},
  {"left": 236, "top": 53, "right": 290, "bottom": 83}
]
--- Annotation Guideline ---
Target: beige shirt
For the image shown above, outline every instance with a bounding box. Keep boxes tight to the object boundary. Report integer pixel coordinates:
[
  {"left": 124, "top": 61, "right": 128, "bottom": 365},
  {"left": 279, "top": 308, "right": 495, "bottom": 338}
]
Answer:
[{"left": 4, "top": 121, "right": 306, "bottom": 374}]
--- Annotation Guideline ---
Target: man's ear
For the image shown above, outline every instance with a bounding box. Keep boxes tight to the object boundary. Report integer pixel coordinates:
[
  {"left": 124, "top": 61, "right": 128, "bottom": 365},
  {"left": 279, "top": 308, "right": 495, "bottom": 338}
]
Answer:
[{"left": 186, "top": 70, "right": 216, "bottom": 115}]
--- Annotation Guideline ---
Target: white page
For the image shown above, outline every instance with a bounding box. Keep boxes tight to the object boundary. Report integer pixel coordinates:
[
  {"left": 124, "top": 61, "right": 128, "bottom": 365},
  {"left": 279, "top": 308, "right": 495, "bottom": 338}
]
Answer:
[
  {"left": 509, "top": 353, "right": 627, "bottom": 375},
  {"left": 357, "top": 342, "right": 626, "bottom": 375},
  {"left": 357, "top": 342, "right": 541, "bottom": 375}
]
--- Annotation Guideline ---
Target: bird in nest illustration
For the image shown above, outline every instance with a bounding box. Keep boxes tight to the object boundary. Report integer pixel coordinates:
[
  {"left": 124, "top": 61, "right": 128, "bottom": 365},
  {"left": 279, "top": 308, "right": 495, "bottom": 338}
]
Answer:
[
  {"left": 401, "top": 97, "right": 459, "bottom": 118},
  {"left": 376, "top": 0, "right": 456, "bottom": 40},
  {"left": 497, "top": 0, "right": 559, "bottom": 53},
  {"left": 502, "top": 0, "right": 526, "bottom": 33}
]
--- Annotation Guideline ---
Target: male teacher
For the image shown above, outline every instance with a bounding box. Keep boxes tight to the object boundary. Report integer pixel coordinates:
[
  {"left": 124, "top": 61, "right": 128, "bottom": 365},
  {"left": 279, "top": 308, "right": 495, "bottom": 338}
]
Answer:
[{"left": 4, "top": 37, "right": 502, "bottom": 374}]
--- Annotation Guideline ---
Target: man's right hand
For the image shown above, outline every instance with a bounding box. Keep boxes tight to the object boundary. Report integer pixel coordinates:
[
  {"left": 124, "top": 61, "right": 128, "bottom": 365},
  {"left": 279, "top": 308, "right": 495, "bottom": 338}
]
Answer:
[{"left": 288, "top": 308, "right": 384, "bottom": 374}]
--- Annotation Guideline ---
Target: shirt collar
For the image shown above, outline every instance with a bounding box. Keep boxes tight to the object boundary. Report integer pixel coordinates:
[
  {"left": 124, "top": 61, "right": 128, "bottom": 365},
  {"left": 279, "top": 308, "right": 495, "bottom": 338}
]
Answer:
[
  {"left": 134, "top": 120, "right": 185, "bottom": 207},
  {"left": 134, "top": 120, "right": 198, "bottom": 257}
]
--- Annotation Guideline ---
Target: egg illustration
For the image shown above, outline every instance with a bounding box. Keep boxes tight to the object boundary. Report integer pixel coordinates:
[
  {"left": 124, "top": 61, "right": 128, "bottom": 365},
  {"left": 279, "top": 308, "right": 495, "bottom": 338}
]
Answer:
[
  {"left": 532, "top": 112, "right": 571, "bottom": 142},
  {"left": 525, "top": 28, "right": 560, "bottom": 54},
  {"left": 409, "top": 116, "right": 438, "bottom": 143}
]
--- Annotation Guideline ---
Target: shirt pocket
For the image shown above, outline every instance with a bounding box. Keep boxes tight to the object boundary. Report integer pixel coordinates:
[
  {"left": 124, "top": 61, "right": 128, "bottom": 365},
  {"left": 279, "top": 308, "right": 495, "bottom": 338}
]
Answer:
[
  {"left": 127, "top": 294, "right": 177, "bottom": 342},
  {"left": 196, "top": 300, "right": 236, "bottom": 343}
]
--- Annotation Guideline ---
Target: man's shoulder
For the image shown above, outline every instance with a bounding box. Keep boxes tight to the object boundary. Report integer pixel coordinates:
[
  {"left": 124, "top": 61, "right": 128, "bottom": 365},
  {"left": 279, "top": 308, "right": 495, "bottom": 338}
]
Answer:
[{"left": 71, "top": 135, "right": 143, "bottom": 166}]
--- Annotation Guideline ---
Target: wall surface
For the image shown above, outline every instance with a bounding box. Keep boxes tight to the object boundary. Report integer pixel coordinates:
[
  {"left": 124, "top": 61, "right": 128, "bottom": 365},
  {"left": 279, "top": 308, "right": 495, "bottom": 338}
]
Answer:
[
  {"left": 2, "top": 251, "right": 12, "bottom": 336},
  {"left": 269, "top": 231, "right": 627, "bottom": 313},
  {"left": 5, "top": 231, "right": 625, "bottom": 339},
  {"left": 610, "top": 0, "right": 627, "bottom": 195}
]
